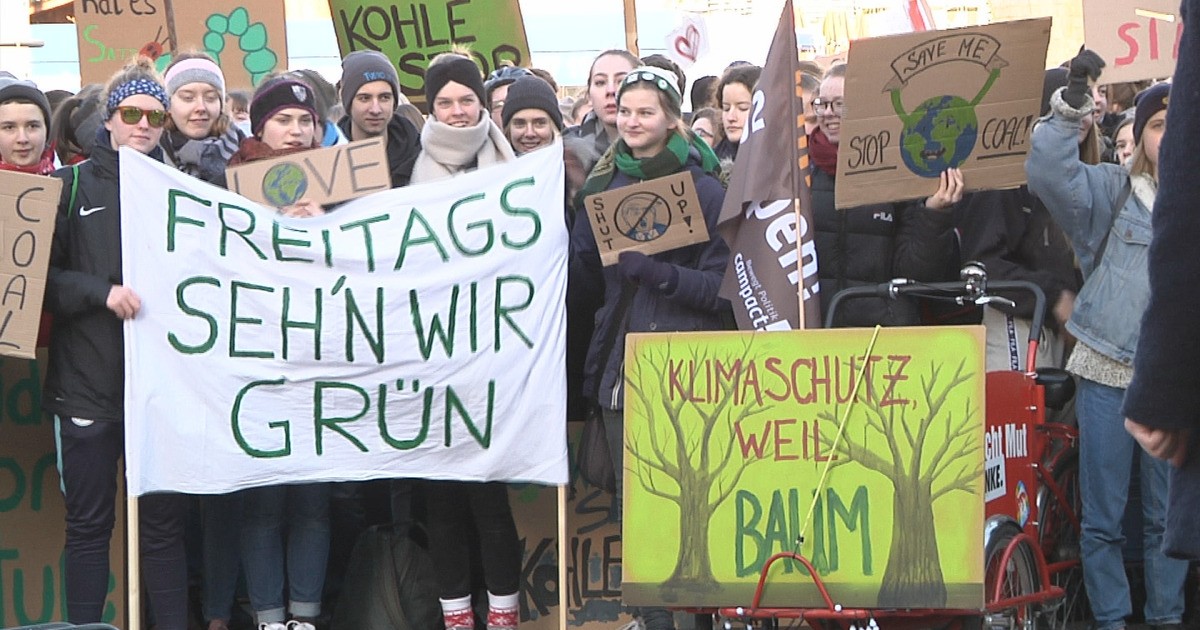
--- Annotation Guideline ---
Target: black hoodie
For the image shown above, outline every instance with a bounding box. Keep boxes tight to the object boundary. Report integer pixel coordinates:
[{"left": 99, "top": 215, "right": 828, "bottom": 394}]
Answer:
[
  {"left": 337, "top": 111, "right": 420, "bottom": 188},
  {"left": 44, "top": 128, "right": 164, "bottom": 421}
]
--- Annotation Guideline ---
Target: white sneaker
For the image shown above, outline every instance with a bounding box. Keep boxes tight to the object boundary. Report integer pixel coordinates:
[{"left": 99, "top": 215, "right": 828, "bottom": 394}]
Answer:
[
  {"left": 258, "top": 624, "right": 287, "bottom": 630},
  {"left": 285, "top": 621, "right": 316, "bottom": 630}
]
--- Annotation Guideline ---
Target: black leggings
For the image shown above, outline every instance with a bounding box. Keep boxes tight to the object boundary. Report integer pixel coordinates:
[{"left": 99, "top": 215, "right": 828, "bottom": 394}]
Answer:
[
  {"left": 56, "top": 416, "right": 189, "bottom": 629},
  {"left": 423, "top": 480, "right": 521, "bottom": 599}
]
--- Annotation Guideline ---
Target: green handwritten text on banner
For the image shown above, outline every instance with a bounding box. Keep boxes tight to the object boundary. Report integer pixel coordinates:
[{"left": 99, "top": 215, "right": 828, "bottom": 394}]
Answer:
[
  {"left": 118, "top": 143, "right": 567, "bottom": 496},
  {"left": 327, "top": 0, "right": 531, "bottom": 106}
]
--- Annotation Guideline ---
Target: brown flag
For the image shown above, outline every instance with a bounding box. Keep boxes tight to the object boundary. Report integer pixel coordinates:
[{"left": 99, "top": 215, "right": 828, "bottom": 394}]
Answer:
[{"left": 716, "top": 0, "right": 821, "bottom": 330}]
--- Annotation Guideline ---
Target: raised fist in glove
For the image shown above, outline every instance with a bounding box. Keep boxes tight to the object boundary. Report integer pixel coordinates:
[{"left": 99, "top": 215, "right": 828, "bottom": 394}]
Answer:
[
  {"left": 1064, "top": 49, "right": 1106, "bottom": 109},
  {"left": 618, "top": 251, "right": 678, "bottom": 292}
]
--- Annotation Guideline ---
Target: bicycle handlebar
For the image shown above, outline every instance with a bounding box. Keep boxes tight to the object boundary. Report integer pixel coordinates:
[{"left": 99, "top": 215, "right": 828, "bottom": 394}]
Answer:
[{"left": 823, "top": 270, "right": 1047, "bottom": 373}]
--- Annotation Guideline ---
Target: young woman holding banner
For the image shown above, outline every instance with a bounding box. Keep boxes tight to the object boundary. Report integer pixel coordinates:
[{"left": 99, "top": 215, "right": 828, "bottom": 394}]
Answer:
[
  {"left": 570, "top": 65, "right": 729, "bottom": 630},
  {"left": 409, "top": 52, "right": 524, "bottom": 630},
  {"left": 227, "top": 78, "right": 330, "bottom": 630},
  {"left": 45, "top": 56, "right": 190, "bottom": 630}
]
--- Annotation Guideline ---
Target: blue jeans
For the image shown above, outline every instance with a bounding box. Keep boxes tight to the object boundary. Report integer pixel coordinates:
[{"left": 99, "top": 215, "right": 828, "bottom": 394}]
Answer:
[
  {"left": 1077, "top": 379, "right": 1187, "bottom": 630},
  {"left": 240, "top": 483, "right": 331, "bottom": 623}
]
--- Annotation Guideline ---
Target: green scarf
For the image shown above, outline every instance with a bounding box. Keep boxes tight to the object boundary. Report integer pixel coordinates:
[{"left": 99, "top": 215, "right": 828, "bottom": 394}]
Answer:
[{"left": 577, "top": 133, "right": 723, "bottom": 207}]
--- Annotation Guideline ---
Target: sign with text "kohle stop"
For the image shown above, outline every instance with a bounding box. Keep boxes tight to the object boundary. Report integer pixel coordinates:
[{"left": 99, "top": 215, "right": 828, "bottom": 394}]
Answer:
[
  {"left": 328, "top": 0, "right": 531, "bottom": 108},
  {"left": 836, "top": 19, "right": 1051, "bottom": 209}
]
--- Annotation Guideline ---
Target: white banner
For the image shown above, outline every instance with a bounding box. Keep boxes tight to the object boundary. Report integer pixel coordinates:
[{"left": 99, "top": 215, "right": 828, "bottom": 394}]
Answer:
[{"left": 119, "top": 145, "right": 569, "bottom": 496}]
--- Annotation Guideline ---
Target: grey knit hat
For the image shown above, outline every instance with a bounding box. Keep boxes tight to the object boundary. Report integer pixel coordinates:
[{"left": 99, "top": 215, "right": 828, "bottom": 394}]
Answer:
[
  {"left": 341, "top": 50, "right": 400, "bottom": 113},
  {"left": 502, "top": 76, "right": 563, "bottom": 131},
  {"left": 0, "top": 73, "right": 52, "bottom": 129}
]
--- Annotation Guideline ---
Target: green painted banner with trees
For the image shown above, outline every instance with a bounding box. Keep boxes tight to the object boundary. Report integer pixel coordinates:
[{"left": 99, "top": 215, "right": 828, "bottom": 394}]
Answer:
[{"left": 621, "top": 326, "right": 987, "bottom": 609}]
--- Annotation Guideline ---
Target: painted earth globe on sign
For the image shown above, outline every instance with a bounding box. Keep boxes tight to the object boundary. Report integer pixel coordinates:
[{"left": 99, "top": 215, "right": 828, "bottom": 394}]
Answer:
[
  {"left": 900, "top": 95, "right": 979, "bottom": 177},
  {"left": 262, "top": 162, "right": 308, "bottom": 207}
]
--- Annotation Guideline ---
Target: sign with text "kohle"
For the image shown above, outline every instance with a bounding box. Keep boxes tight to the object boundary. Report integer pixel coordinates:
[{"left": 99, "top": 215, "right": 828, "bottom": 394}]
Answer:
[
  {"left": 328, "top": 0, "right": 531, "bottom": 108},
  {"left": 119, "top": 143, "right": 568, "bottom": 496},
  {"left": 836, "top": 19, "right": 1051, "bottom": 208}
]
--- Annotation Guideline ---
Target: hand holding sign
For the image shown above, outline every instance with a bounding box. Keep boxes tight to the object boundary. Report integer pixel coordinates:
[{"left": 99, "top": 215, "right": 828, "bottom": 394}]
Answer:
[{"left": 1064, "top": 49, "right": 1107, "bottom": 109}]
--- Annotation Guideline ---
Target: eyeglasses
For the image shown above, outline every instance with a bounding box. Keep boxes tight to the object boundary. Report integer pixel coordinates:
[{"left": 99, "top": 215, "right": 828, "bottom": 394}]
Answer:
[
  {"left": 116, "top": 106, "right": 167, "bottom": 127},
  {"left": 811, "top": 97, "right": 845, "bottom": 115}
]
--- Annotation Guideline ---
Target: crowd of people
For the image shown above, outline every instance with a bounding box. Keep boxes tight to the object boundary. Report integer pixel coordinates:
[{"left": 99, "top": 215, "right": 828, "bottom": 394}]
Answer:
[{"left": 0, "top": 15, "right": 1190, "bottom": 630}]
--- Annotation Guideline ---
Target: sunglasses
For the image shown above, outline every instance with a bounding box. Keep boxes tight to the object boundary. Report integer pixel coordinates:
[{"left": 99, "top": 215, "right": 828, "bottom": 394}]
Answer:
[{"left": 116, "top": 106, "right": 167, "bottom": 128}]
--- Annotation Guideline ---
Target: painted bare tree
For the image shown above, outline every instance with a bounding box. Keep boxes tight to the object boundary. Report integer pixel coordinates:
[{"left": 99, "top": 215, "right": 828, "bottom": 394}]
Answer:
[
  {"left": 624, "top": 339, "right": 772, "bottom": 598},
  {"left": 818, "top": 358, "right": 981, "bottom": 608}
]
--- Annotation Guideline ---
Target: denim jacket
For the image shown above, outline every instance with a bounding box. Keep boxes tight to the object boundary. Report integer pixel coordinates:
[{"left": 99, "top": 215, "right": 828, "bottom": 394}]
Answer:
[{"left": 1026, "top": 88, "right": 1152, "bottom": 366}]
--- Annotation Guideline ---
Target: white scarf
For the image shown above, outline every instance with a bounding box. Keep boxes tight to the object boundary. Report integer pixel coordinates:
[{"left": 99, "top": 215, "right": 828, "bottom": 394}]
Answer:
[
  {"left": 411, "top": 115, "right": 516, "bottom": 183},
  {"left": 1130, "top": 172, "right": 1157, "bottom": 213}
]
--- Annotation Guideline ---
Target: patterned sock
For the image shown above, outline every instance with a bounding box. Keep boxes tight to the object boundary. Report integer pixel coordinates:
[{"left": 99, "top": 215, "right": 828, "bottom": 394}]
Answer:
[
  {"left": 487, "top": 591, "right": 519, "bottom": 629},
  {"left": 440, "top": 594, "right": 474, "bottom": 630}
]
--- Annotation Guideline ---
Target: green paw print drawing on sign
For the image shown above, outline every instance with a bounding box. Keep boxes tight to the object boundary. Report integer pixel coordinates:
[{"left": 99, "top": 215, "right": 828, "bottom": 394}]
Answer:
[{"left": 204, "top": 7, "right": 279, "bottom": 86}]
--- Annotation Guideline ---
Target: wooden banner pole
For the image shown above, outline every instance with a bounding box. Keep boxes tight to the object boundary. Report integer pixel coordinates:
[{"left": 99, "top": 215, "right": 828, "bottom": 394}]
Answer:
[
  {"left": 623, "top": 0, "right": 640, "bottom": 56},
  {"left": 557, "top": 484, "right": 569, "bottom": 629},
  {"left": 127, "top": 493, "right": 141, "bottom": 629}
]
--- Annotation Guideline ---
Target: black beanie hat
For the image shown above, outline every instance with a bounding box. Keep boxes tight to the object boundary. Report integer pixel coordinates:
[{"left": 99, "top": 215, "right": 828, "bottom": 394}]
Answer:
[
  {"left": 250, "top": 79, "right": 319, "bottom": 136},
  {"left": 1133, "top": 82, "right": 1170, "bottom": 145},
  {"left": 1041, "top": 67, "right": 1069, "bottom": 116},
  {"left": 424, "top": 56, "right": 485, "bottom": 107},
  {"left": 0, "top": 73, "right": 52, "bottom": 129},
  {"left": 501, "top": 76, "right": 564, "bottom": 131},
  {"left": 341, "top": 50, "right": 400, "bottom": 113}
]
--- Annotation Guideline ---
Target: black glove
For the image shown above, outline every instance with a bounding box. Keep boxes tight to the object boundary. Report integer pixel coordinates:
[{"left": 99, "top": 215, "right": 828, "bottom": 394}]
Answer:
[
  {"left": 1063, "top": 49, "right": 1106, "bottom": 110},
  {"left": 618, "top": 251, "right": 678, "bottom": 292}
]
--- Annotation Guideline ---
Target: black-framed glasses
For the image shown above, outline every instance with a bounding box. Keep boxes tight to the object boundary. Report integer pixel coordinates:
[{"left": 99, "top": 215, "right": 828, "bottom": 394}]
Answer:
[
  {"left": 812, "top": 97, "right": 845, "bottom": 115},
  {"left": 116, "top": 106, "right": 167, "bottom": 127}
]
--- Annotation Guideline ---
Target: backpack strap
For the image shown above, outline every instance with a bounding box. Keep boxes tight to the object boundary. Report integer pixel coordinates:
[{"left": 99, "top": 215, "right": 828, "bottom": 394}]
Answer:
[
  {"left": 68, "top": 163, "right": 80, "bottom": 215},
  {"left": 1094, "top": 177, "right": 1132, "bottom": 272}
]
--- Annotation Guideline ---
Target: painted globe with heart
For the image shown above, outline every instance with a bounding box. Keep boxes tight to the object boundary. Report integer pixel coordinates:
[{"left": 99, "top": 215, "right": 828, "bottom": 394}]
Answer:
[
  {"left": 900, "top": 94, "right": 979, "bottom": 177},
  {"left": 262, "top": 162, "right": 308, "bottom": 207}
]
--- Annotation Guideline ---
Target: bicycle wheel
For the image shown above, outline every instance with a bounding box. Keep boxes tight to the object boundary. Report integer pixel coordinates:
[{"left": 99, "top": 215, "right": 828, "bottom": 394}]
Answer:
[
  {"left": 982, "top": 522, "right": 1043, "bottom": 629},
  {"left": 1036, "top": 451, "right": 1089, "bottom": 630}
]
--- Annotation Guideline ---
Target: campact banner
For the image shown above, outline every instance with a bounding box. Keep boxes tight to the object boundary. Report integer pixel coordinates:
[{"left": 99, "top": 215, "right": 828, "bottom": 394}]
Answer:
[
  {"left": 621, "top": 327, "right": 986, "bottom": 609},
  {"left": 118, "top": 144, "right": 568, "bottom": 496}
]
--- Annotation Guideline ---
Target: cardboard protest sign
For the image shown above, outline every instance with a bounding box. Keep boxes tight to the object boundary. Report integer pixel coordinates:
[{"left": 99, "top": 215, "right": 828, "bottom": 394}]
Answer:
[
  {"left": 510, "top": 425, "right": 635, "bottom": 629},
  {"left": 584, "top": 173, "right": 709, "bottom": 266},
  {"left": 0, "top": 172, "right": 59, "bottom": 360},
  {"left": 622, "top": 326, "right": 987, "bottom": 608},
  {"left": 835, "top": 19, "right": 1051, "bottom": 209},
  {"left": 1084, "top": 0, "right": 1180, "bottom": 84},
  {"left": 664, "top": 14, "right": 710, "bottom": 69},
  {"left": 120, "top": 143, "right": 569, "bottom": 496},
  {"left": 328, "top": 0, "right": 531, "bottom": 108},
  {"left": 0, "top": 353, "right": 127, "bottom": 628},
  {"left": 74, "top": 0, "right": 287, "bottom": 88},
  {"left": 226, "top": 137, "right": 391, "bottom": 208}
]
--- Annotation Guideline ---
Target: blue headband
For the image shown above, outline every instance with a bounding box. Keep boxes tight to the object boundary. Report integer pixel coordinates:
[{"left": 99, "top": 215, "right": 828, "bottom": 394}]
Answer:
[{"left": 106, "top": 78, "right": 170, "bottom": 118}]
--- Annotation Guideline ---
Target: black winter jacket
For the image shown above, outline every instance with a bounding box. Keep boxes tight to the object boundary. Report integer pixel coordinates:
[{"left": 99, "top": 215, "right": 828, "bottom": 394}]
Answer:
[
  {"left": 572, "top": 154, "right": 730, "bottom": 410},
  {"left": 811, "top": 166, "right": 959, "bottom": 327},
  {"left": 953, "top": 187, "right": 1079, "bottom": 330},
  {"left": 44, "top": 129, "right": 158, "bottom": 421},
  {"left": 337, "top": 112, "right": 420, "bottom": 188}
]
